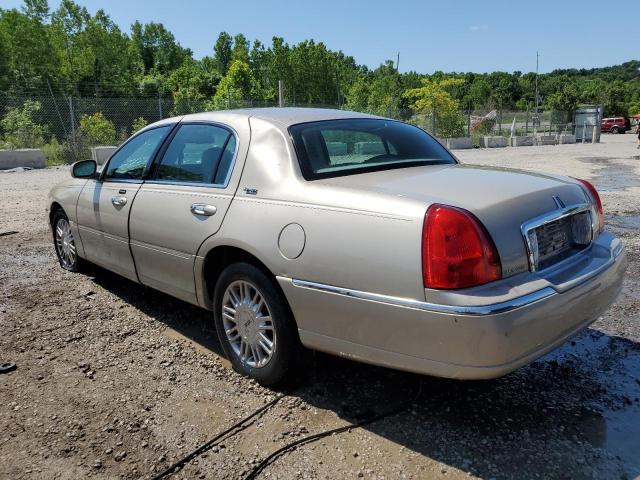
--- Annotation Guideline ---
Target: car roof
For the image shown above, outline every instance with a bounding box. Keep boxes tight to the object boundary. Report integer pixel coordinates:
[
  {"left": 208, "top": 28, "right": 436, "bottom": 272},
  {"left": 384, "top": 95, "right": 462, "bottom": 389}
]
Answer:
[{"left": 158, "top": 107, "right": 385, "bottom": 129}]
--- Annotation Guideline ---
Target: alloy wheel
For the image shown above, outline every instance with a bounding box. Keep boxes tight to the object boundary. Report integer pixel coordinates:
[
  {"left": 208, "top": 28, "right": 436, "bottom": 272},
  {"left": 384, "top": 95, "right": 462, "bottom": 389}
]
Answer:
[
  {"left": 55, "top": 218, "right": 76, "bottom": 269},
  {"left": 221, "top": 280, "right": 275, "bottom": 368}
]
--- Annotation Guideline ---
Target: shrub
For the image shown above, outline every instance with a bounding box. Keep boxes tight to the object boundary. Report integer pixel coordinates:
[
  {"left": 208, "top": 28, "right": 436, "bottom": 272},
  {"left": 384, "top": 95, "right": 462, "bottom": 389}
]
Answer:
[
  {"left": 0, "top": 100, "right": 47, "bottom": 148},
  {"left": 131, "top": 117, "right": 148, "bottom": 133},
  {"left": 42, "top": 138, "right": 66, "bottom": 165},
  {"left": 79, "top": 112, "right": 116, "bottom": 146},
  {"left": 471, "top": 117, "right": 496, "bottom": 136}
]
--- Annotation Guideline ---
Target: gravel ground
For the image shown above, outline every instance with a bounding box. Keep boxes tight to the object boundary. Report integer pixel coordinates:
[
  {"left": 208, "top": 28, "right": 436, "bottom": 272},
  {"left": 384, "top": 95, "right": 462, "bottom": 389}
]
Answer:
[{"left": 1, "top": 133, "right": 639, "bottom": 480}]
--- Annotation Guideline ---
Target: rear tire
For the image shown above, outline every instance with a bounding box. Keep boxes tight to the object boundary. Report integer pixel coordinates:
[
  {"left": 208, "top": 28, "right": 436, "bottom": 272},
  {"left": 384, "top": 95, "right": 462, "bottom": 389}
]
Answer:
[
  {"left": 611, "top": 127, "right": 619, "bottom": 134},
  {"left": 213, "top": 262, "right": 299, "bottom": 386},
  {"left": 52, "top": 210, "right": 87, "bottom": 273}
]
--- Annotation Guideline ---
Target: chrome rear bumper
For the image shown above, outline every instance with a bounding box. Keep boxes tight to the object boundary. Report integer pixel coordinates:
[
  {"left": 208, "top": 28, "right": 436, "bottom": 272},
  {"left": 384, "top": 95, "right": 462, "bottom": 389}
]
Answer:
[{"left": 278, "top": 232, "right": 626, "bottom": 379}]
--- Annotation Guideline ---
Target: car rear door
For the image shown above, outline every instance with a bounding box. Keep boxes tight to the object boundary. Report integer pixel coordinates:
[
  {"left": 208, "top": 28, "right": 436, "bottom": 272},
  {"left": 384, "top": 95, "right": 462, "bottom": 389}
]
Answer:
[
  {"left": 128, "top": 121, "right": 243, "bottom": 304},
  {"left": 76, "top": 125, "right": 173, "bottom": 281}
]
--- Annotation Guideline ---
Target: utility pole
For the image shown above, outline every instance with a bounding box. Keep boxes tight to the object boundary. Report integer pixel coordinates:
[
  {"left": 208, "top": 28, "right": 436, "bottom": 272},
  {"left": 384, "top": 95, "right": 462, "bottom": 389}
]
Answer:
[{"left": 396, "top": 52, "right": 400, "bottom": 73}]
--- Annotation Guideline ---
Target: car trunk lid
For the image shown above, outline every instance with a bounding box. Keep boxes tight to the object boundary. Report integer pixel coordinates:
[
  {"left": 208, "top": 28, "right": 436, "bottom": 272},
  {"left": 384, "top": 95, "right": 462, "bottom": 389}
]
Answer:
[{"left": 317, "top": 163, "right": 590, "bottom": 278}]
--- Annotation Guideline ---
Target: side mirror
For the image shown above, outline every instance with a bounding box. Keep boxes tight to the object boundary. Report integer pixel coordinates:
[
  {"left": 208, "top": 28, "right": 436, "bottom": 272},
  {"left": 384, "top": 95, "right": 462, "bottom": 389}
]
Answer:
[{"left": 71, "top": 160, "right": 97, "bottom": 179}]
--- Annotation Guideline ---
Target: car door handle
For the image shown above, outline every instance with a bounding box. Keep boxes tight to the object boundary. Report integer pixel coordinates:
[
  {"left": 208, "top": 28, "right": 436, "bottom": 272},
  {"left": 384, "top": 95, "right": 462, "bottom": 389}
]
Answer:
[
  {"left": 190, "top": 203, "right": 217, "bottom": 216},
  {"left": 111, "top": 196, "right": 127, "bottom": 207}
]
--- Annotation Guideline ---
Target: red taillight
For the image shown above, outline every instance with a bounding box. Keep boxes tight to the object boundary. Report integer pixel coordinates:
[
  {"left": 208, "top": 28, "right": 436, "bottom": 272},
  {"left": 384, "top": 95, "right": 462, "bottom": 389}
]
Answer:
[
  {"left": 576, "top": 178, "right": 604, "bottom": 232},
  {"left": 422, "top": 204, "right": 502, "bottom": 289}
]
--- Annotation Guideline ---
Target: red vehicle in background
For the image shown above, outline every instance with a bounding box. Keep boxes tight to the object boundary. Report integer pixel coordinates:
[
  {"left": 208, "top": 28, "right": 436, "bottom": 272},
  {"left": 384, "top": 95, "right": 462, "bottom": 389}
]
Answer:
[{"left": 601, "top": 117, "right": 631, "bottom": 134}]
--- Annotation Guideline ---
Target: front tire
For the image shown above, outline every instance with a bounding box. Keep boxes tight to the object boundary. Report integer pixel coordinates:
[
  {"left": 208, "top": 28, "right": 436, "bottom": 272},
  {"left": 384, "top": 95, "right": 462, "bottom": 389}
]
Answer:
[
  {"left": 213, "top": 262, "right": 299, "bottom": 386},
  {"left": 52, "top": 210, "right": 85, "bottom": 272}
]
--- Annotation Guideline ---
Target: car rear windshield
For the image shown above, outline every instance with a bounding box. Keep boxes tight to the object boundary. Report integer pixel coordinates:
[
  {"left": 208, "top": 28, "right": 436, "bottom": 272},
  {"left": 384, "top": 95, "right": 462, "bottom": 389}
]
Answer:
[{"left": 289, "top": 118, "right": 456, "bottom": 180}]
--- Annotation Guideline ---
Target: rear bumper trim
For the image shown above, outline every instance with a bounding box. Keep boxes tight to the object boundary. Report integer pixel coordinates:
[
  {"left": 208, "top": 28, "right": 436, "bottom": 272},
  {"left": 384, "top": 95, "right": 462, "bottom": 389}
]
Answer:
[
  {"left": 287, "top": 242, "right": 624, "bottom": 317},
  {"left": 288, "top": 279, "right": 556, "bottom": 316}
]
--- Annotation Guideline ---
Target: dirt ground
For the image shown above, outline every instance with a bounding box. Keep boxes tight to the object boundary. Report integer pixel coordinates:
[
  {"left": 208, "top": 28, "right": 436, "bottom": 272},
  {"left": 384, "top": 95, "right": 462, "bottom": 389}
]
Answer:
[{"left": 1, "top": 133, "right": 639, "bottom": 480}]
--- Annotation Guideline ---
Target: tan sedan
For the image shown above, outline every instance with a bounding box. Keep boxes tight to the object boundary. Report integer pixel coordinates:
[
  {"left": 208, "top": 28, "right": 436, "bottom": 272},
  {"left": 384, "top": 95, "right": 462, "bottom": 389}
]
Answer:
[{"left": 48, "top": 108, "right": 627, "bottom": 385}]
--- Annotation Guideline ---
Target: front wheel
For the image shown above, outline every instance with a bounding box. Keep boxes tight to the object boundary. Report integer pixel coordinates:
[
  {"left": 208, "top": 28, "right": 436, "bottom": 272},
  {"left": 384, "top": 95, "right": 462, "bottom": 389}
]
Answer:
[
  {"left": 213, "top": 263, "right": 299, "bottom": 385},
  {"left": 611, "top": 127, "right": 619, "bottom": 134},
  {"left": 52, "top": 210, "right": 85, "bottom": 272}
]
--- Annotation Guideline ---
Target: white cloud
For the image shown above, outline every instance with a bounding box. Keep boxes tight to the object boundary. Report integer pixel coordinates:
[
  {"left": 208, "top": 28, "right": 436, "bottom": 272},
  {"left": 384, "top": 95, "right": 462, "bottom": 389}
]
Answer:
[{"left": 469, "top": 24, "right": 488, "bottom": 32}]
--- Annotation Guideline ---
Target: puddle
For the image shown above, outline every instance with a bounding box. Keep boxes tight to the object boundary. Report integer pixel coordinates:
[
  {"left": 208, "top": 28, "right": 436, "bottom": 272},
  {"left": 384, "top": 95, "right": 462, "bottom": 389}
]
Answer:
[
  {"left": 577, "top": 157, "right": 640, "bottom": 192},
  {"left": 545, "top": 331, "right": 640, "bottom": 475},
  {"left": 608, "top": 215, "right": 640, "bottom": 231}
]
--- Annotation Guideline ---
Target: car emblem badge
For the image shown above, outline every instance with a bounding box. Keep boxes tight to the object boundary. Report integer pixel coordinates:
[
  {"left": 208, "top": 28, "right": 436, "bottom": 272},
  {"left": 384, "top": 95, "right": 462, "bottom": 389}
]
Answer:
[{"left": 553, "top": 195, "right": 565, "bottom": 209}]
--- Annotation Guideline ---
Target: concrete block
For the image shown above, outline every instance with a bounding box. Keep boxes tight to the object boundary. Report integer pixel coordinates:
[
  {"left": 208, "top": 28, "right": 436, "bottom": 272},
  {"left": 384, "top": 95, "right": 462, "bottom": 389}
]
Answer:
[
  {"left": 354, "top": 141, "right": 386, "bottom": 155},
  {"left": 509, "top": 136, "right": 535, "bottom": 147},
  {"left": 480, "top": 136, "right": 507, "bottom": 148},
  {"left": 0, "top": 149, "right": 46, "bottom": 170},
  {"left": 537, "top": 135, "right": 557, "bottom": 146},
  {"left": 325, "top": 142, "right": 347, "bottom": 156},
  {"left": 91, "top": 146, "right": 118, "bottom": 165},
  {"left": 558, "top": 134, "right": 576, "bottom": 144},
  {"left": 446, "top": 137, "right": 473, "bottom": 150}
]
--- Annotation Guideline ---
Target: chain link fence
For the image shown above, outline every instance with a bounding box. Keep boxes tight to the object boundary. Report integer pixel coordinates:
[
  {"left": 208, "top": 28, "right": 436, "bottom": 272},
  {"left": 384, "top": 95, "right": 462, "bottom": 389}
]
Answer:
[
  {"left": 0, "top": 92, "right": 578, "bottom": 165},
  {"left": 412, "top": 107, "right": 573, "bottom": 140}
]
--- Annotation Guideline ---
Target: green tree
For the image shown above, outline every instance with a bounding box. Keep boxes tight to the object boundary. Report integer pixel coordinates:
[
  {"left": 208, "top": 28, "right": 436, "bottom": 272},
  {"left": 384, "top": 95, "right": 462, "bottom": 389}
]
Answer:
[
  {"left": 23, "top": 0, "right": 49, "bottom": 22},
  {"left": 214, "top": 32, "right": 233, "bottom": 76},
  {"left": 405, "top": 78, "right": 466, "bottom": 137},
  {"left": 345, "top": 75, "right": 370, "bottom": 112},
  {"left": 129, "top": 20, "right": 190, "bottom": 76},
  {"left": 232, "top": 33, "right": 249, "bottom": 64},
  {"left": 603, "top": 80, "right": 629, "bottom": 116},
  {"left": 0, "top": 100, "right": 47, "bottom": 148},
  {"left": 79, "top": 112, "right": 116, "bottom": 145},
  {"left": 468, "top": 79, "right": 492, "bottom": 109},
  {"left": 0, "top": 5, "right": 59, "bottom": 92},
  {"left": 131, "top": 117, "right": 147, "bottom": 132},
  {"left": 209, "top": 60, "right": 256, "bottom": 109},
  {"left": 545, "top": 79, "right": 579, "bottom": 125}
]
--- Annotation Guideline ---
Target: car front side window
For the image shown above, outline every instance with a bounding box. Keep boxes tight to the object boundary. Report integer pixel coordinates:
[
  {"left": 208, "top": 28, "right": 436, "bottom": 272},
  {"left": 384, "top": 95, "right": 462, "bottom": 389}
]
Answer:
[
  {"left": 104, "top": 126, "right": 172, "bottom": 181},
  {"left": 154, "top": 124, "right": 235, "bottom": 185}
]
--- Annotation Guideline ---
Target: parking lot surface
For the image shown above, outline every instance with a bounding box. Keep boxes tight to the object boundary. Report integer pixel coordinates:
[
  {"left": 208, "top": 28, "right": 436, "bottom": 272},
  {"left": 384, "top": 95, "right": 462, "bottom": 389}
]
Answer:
[{"left": 1, "top": 133, "right": 639, "bottom": 479}]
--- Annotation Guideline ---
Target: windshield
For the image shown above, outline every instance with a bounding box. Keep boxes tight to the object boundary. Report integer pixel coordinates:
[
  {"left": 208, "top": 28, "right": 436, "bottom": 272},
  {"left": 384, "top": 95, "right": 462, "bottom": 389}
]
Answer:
[{"left": 289, "top": 118, "right": 456, "bottom": 180}]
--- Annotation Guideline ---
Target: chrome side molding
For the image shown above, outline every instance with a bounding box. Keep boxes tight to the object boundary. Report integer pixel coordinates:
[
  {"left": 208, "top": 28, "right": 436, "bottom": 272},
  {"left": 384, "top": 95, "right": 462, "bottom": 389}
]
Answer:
[{"left": 284, "top": 278, "right": 557, "bottom": 316}]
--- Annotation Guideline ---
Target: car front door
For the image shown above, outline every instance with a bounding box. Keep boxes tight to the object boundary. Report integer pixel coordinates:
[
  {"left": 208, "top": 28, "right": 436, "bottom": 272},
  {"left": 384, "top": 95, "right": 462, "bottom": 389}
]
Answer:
[
  {"left": 76, "top": 125, "right": 173, "bottom": 281},
  {"left": 128, "top": 122, "right": 241, "bottom": 304}
]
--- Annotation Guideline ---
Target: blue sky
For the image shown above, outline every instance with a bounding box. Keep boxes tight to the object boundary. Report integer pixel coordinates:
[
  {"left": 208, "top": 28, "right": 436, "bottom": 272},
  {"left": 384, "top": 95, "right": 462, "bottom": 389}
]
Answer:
[{"left": 2, "top": 0, "right": 636, "bottom": 74}]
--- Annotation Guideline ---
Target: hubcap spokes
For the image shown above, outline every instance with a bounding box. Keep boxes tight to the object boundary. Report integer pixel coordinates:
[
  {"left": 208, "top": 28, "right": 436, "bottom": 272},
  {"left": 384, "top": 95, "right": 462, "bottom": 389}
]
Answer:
[
  {"left": 55, "top": 219, "right": 76, "bottom": 268},
  {"left": 222, "top": 280, "right": 275, "bottom": 368}
]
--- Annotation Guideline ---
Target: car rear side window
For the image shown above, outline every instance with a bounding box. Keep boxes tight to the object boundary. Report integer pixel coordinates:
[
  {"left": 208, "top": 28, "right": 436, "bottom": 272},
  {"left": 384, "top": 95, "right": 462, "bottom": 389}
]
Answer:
[
  {"left": 289, "top": 119, "right": 456, "bottom": 180},
  {"left": 155, "top": 124, "right": 236, "bottom": 185},
  {"left": 104, "top": 126, "right": 171, "bottom": 180}
]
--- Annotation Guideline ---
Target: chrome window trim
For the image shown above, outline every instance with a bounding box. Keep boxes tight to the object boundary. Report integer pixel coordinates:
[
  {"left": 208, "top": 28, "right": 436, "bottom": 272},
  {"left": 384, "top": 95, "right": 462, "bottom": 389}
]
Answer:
[
  {"left": 284, "top": 278, "right": 557, "bottom": 316},
  {"left": 149, "top": 121, "right": 240, "bottom": 190},
  {"left": 520, "top": 203, "right": 592, "bottom": 272},
  {"left": 99, "top": 178, "right": 144, "bottom": 185},
  {"left": 144, "top": 179, "right": 233, "bottom": 188}
]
